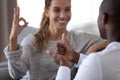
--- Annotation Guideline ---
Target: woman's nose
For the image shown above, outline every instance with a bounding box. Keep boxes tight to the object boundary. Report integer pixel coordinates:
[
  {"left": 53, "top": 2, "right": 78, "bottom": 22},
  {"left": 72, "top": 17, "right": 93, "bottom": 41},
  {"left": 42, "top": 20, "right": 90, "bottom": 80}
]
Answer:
[{"left": 59, "top": 12, "right": 66, "bottom": 18}]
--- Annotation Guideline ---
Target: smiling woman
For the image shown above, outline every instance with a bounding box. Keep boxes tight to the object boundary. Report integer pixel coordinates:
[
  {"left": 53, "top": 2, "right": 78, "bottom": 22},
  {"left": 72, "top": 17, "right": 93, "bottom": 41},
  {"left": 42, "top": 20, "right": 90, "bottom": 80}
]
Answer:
[
  {"left": 17, "top": 0, "right": 102, "bottom": 31},
  {"left": 3, "top": 0, "right": 106, "bottom": 80}
]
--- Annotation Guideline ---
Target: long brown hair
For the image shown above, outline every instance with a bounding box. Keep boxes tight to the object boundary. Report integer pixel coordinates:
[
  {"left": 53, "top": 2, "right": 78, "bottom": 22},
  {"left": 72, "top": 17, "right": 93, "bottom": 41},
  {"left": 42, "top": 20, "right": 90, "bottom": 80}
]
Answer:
[
  {"left": 34, "top": 0, "right": 52, "bottom": 52},
  {"left": 34, "top": 0, "right": 71, "bottom": 52}
]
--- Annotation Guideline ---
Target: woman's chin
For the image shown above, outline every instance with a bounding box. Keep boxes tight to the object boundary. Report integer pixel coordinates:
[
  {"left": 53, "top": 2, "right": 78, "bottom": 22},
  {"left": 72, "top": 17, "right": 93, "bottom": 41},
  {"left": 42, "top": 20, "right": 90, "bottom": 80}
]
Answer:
[{"left": 57, "top": 26, "right": 66, "bottom": 30}]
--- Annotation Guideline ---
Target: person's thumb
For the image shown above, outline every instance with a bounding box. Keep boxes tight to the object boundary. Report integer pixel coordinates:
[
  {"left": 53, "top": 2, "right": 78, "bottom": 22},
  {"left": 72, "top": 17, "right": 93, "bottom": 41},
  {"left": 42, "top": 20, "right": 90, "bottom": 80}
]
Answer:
[{"left": 62, "top": 33, "right": 71, "bottom": 48}]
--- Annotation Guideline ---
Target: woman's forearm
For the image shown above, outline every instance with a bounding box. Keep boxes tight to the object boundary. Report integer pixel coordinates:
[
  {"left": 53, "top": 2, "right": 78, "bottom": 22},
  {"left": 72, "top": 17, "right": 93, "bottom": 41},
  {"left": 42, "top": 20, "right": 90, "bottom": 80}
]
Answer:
[{"left": 9, "top": 37, "right": 18, "bottom": 51}]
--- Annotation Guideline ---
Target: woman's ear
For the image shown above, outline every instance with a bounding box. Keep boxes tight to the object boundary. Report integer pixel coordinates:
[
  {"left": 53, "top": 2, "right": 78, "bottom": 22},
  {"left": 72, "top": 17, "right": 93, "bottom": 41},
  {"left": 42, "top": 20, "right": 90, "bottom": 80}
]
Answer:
[{"left": 44, "top": 8, "right": 49, "bottom": 17}]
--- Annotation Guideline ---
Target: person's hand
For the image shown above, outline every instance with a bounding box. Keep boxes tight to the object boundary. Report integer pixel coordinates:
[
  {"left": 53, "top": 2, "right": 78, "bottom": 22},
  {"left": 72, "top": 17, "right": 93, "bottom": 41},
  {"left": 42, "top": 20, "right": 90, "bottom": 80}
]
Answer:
[
  {"left": 47, "top": 33, "right": 80, "bottom": 67},
  {"left": 9, "top": 7, "right": 28, "bottom": 51},
  {"left": 56, "top": 33, "right": 73, "bottom": 60},
  {"left": 57, "top": 33, "right": 79, "bottom": 63},
  {"left": 10, "top": 7, "right": 28, "bottom": 41},
  {"left": 47, "top": 33, "right": 73, "bottom": 68},
  {"left": 47, "top": 50, "right": 72, "bottom": 68},
  {"left": 86, "top": 41, "right": 108, "bottom": 55}
]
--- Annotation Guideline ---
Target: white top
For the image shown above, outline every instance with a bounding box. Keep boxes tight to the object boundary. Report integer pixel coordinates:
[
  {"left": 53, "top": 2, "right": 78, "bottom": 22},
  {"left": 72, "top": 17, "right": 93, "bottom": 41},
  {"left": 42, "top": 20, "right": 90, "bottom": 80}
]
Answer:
[
  {"left": 56, "top": 42, "right": 120, "bottom": 80},
  {"left": 4, "top": 31, "right": 103, "bottom": 80}
]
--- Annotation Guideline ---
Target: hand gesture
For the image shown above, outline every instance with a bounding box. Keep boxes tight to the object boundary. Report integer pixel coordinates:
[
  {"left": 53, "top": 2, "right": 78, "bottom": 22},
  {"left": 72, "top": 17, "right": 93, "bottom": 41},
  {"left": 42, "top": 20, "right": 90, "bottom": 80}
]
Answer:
[
  {"left": 57, "top": 33, "right": 75, "bottom": 62},
  {"left": 47, "top": 50, "right": 72, "bottom": 68},
  {"left": 9, "top": 7, "right": 28, "bottom": 51},
  {"left": 57, "top": 33, "right": 79, "bottom": 63},
  {"left": 10, "top": 7, "right": 28, "bottom": 40},
  {"left": 47, "top": 33, "right": 80, "bottom": 68}
]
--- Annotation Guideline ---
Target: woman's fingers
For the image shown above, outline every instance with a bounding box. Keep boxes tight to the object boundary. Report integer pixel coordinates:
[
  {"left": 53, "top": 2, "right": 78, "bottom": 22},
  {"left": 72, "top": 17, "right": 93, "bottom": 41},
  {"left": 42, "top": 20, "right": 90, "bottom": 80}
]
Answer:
[
  {"left": 10, "top": 6, "right": 28, "bottom": 40},
  {"left": 17, "top": 7, "right": 20, "bottom": 18},
  {"left": 15, "top": 7, "right": 20, "bottom": 19},
  {"left": 13, "top": 8, "right": 16, "bottom": 22},
  {"left": 13, "top": 7, "right": 20, "bottom": 23},
  {"left": 17, "top": 17, "right": 28, "bottom": 28}
]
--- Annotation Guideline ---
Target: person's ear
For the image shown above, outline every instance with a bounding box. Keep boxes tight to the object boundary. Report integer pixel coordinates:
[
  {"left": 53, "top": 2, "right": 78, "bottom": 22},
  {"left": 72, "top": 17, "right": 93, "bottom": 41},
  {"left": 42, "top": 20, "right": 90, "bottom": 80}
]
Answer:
[
  {"left": 44, "top": 8, "right": 49, "bottom": 17},
  {"left": 103, "top": 13, "right": 109, "bottom": 24}
]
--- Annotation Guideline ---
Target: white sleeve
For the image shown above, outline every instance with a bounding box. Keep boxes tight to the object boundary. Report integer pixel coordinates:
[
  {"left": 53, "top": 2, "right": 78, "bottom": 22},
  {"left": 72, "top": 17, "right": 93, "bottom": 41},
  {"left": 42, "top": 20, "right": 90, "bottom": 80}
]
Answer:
[
  {"left": 55, "top": 66, "right": 71, "bottom": 80},
  {"left": 4, "top": 45, "right": 29, "bottom": 79},
  {"left": 55, "top": 54, "right": 87, "bottom": 80},
  {"left": 74, "top": 53, "right": 101, "bottom": 80}
]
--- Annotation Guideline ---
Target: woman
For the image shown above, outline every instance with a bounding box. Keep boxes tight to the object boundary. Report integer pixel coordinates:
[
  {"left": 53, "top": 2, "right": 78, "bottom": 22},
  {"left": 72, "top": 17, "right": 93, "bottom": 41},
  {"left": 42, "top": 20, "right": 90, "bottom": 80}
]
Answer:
[{"left": 4, "top": 0, "right": 106, "bottom": 80}]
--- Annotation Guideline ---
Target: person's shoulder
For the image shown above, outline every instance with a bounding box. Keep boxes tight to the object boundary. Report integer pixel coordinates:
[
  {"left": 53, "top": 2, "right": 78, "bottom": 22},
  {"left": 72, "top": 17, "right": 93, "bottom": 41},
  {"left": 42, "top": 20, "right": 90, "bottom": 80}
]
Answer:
[
  {"left": 68, "top": 30, "right": 100, "bottom": 39},
  {"left": 86, "top": 53, "right": 98, "bottom": 60},
  {"left": 68, "top": 30, "right": 84, "bottom": 37},
  {"left": 69, "top": 30, "right": 99, "bottom": 36},
  {"left": 21, "top": 34, "right": 36, "bottom": 46},
  {"left": 83, "top": 53, "right": 100, "bottom": 65},
  {"left": 67, "top": 30, "right": 87, "bottom": 42}
]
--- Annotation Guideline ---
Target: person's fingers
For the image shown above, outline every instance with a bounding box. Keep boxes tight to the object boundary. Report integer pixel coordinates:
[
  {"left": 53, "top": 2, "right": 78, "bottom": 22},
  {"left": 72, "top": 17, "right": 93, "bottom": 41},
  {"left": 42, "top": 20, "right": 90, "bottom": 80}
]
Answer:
[
  {"left": 57, "top": 43, "right": 66, "bottom": 55},
  {"left": 17, "top": 6, "right": 20, "bottom": 18},
  {"left": 46, "top": 50, "right": 56, "bottom": 57},
  {"left": 57, "top": 43, "right": 65, "bottom": 51},
  {"left": 13, "top": 7, "right": 20, "bottom": 23},
  {"left": 54, "top": 54, "right": 63, "bottom": 65},
  {"left": 13, "top": 7, "right": 18, "bottom": 23},
  {"left": 16, "top": 7, "right": 20, "bottom": 19},
  {"left": 57, "top": 43, "right": 64, "bottom": 47},
  {"left": 47, "top": 50, "right": 61, "bottom": 64},
  {"left": 13, "top": 8, "right": 16, "bottom": 21},
  {"left": 57, "top": 47, "right": 66, "bottom": 55},
  {"left": 47, "top": 50, "right": 63, "bottom": 65},
  {"left": 17, "top": 17, "right": 28, "bottom": 27}
]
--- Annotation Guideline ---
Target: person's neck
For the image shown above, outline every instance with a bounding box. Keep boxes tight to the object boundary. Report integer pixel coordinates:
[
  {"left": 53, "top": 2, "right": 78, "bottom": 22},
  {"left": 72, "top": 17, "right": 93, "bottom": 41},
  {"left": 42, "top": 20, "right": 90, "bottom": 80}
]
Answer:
[
  {"left": 48, "top": 28, "right": 67, "bottom": 41},
  {"left": 107, "top": 31, "right": 120, "bottom": 43},
  {"left": 107, "top": 35, "right": 120, "bottom": 43}
]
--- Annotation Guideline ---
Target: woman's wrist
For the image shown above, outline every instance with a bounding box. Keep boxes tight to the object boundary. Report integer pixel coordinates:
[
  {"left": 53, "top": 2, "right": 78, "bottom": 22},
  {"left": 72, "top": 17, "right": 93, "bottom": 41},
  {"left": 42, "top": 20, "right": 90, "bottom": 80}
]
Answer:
[{"left": 9, "top": 37, "right": 18, "bottom": 51}]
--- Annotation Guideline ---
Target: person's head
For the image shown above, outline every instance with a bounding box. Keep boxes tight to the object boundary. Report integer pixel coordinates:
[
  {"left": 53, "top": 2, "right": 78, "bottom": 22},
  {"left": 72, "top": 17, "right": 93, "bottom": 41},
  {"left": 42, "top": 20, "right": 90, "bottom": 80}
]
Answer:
[
  {"left": 44, "top": 0, "right": 71, "bottom": 30},
  {"left": 98, "top": 0, "right": 120, "bottom": 42},
  {"left": 35, "top": 0, "right": 71, "bottom": 52}
]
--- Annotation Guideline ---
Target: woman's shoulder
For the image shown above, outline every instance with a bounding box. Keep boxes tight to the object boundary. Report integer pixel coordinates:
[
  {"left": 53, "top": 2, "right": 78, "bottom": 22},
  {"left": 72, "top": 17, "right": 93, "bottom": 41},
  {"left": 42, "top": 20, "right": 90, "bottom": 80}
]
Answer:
[
  {"left": 68, "top": 30, "right": 87, "bottom": 38},
  {"left": 68, "top": 30, "right": 100, "bottom": 38},
  {"left": 67, "top": 30, "right": 102, "bottom": 44},
  {"left": 67, "top": 30, "right": 85, "bottom": 42},
  {"left": 21, "top": 34, "right": 36, "bottom": 46}
]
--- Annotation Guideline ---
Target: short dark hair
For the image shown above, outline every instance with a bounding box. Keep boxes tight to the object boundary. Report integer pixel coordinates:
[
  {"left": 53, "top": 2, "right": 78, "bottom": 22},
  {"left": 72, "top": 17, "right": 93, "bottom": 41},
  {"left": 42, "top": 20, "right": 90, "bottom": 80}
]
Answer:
[
  {"left": 101, "top": 0, "right": 120, "bottom": 16},
  {"left": 100, "top": 0, "right": 120, "bottom": 24}
]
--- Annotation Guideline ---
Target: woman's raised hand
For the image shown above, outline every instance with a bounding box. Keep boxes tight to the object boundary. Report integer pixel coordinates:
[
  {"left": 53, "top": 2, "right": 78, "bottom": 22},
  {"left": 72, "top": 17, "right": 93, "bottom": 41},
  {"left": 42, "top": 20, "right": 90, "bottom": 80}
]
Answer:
[
  {"left": 9, "top": 7, "right": 28, "bottom": 51},
  {"left": 10, "top": 7, "right": 28, "bottom": 40}
]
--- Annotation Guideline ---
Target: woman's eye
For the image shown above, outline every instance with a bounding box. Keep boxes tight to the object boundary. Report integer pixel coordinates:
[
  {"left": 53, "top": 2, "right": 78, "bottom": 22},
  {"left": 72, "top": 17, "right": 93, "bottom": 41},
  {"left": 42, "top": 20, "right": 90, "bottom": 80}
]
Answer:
[
  {"left": 65, "top": 8, "right": 71, "bottom": 12},
  {"left": 54, "top": 9, "right": 60, "bottom": 12}
]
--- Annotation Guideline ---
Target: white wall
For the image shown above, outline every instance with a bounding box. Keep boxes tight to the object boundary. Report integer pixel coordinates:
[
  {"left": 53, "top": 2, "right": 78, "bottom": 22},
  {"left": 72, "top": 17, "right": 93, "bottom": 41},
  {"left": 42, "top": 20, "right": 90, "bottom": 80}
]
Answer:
[{"left": 18, "top": 0, "right": 102, "bottom": 34}]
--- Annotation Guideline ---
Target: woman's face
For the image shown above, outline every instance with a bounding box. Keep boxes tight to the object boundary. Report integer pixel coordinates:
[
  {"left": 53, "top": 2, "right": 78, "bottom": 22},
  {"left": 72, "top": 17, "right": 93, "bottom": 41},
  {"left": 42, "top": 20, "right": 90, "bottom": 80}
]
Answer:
[{"left": 45, "top": 0, "right": 71, "bottom": 30}]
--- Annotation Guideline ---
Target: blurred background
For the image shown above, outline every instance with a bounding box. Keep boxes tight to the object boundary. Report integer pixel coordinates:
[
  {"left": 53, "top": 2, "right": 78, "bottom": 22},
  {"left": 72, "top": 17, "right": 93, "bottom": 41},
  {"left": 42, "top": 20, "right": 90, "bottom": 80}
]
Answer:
[{"left": 0, "top": 0, "right": 102, "bottom": 62}]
